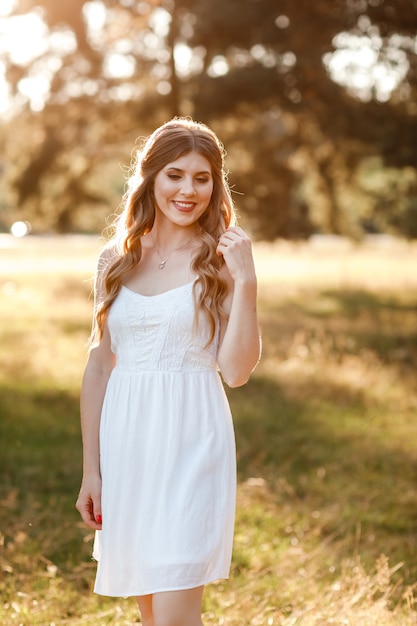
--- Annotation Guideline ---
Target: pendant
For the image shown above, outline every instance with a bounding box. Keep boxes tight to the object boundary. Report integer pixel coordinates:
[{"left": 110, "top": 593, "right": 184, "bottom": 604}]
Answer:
[{"left": 159, "top": 260, "right": 166, "bottom": 269}]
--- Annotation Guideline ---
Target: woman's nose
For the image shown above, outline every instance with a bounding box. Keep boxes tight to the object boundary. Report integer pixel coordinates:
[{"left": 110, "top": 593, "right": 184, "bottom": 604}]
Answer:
[{"left": 180, "top": 177, "right": 196, "bottom": 195}]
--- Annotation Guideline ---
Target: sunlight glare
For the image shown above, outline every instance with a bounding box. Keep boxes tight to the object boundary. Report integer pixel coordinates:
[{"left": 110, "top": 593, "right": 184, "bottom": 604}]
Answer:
[
  {"left": 18, "top": 75, "right": 50, "bottom": 111},
  {"left": 104, "top": 53, "right": 135, "bottom": 78},
  {"left": 174, "top": 43, "right": 192, "bottom": 77},
  {"left": 11, "top": 221, "right": 32, "bottom": 238},
  {"left": 83, "top": 0, "right": 106, "bottom": 30},
  {"left": 323, "top": 31, "right": 409, "bottom": 102},
  {"left": 0, "top": 61, "right": 10, "bottom": 114},
  {"left": 207, "top": 55, "right": 229, "bottom": 78},
  {"left": 0, "top": 0, "right": 16, "bottom": 17},
  {"left": 149, "top": 7, "right": 171, "bottom": 38},
  {"left": 83, "top": 0, "right": 106, "bottom": 47},
  {"left": 275, "top": 15, "right": 290, "bottom": 29},
  {"left": 0, "top": 13, "right": 48, "bottom": 65},
  {"left": 49, "top": 29, "right": 77, "bottom": 56},
  {"left": 156, "top": 80, "right": 171, "bottom": 95}
]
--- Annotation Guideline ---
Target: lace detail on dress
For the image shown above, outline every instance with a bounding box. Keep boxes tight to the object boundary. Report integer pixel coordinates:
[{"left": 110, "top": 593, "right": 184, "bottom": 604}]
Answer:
[{"left": 107, "top": 282, "right": 218, "bottom": 372}]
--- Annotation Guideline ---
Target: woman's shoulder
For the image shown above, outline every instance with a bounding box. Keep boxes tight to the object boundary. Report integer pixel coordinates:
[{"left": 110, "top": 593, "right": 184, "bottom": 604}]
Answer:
[{"left": 97, "top": 239, "right": 119, "bottom": 267}]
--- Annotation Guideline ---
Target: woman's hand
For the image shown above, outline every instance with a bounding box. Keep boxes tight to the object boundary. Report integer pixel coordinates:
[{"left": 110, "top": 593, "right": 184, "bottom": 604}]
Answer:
[
  {"left": 216, "top": 227, "right": 256, "bottom": 284},
  {"left": 76, "top": 475, "right": 103, "bottom": 530}
]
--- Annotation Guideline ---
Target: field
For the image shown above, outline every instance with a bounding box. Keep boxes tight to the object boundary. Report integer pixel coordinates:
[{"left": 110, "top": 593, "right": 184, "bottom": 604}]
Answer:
[{"left": 1, "top": 234, "right": 417, "bottom": 625}]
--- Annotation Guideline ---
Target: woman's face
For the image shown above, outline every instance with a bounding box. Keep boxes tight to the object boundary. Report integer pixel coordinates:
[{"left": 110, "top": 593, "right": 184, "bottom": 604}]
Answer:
[{"left": 153, "top": 151, "right": 214, "bottom": 228}]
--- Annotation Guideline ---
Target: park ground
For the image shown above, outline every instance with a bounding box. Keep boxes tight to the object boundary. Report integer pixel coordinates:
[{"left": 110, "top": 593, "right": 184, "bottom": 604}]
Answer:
[{"left": 1, "top": 234, "right": 417, "bottom": 625}]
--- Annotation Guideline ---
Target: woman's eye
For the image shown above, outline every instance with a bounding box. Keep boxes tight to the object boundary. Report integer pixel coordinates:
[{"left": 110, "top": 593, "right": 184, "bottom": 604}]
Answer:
[
  {"left": 168, "top": 174, "right": 181, "bottom": 180},
  {"left": 196, "top": 178, "right": 209, "bottom": 184}
]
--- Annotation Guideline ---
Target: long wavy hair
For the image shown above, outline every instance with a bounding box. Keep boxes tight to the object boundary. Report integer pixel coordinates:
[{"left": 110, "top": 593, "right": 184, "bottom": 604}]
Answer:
[{"left": 91, "top": 117, "right": 236, "bottom": 348}]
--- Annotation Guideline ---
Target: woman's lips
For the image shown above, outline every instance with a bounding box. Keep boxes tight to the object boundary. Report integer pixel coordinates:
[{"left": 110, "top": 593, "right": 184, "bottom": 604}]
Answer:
[{"left": 173, "top": 200, "right": 196, "bottom": 212}]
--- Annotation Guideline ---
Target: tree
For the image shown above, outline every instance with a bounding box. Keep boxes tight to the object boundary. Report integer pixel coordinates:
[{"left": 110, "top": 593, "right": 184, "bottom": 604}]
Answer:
[{"left": 1, "top": 0, "right": 416, "bottom": 237}]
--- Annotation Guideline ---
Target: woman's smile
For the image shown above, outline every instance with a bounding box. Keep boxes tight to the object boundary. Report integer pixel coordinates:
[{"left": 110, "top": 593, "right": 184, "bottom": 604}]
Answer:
[{"left": 172, "top": 200, "right": 197, "bottom": 212}]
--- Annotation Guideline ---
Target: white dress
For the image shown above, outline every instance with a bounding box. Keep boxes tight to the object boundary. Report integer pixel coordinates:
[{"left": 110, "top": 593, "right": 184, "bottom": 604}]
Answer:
[{"left": 92, "top": 280, "right": 236, "bottom": 597}]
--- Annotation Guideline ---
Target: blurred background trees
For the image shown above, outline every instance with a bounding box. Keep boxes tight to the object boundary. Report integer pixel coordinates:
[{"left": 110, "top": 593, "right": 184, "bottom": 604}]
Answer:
[{"left": 0, "top": 0, "right": 416, "bottom": 238}]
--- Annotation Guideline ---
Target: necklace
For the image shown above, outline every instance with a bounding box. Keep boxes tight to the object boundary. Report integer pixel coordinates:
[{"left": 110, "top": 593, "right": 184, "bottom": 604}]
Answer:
[{"left": 150, "top": 232, "right": 198, "bottom": 269}]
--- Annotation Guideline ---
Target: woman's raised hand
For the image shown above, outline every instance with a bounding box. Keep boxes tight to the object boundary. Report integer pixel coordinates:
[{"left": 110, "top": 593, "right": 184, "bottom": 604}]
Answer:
[{"left": 216, "top": 227, "right": 256, "bottom": 284}]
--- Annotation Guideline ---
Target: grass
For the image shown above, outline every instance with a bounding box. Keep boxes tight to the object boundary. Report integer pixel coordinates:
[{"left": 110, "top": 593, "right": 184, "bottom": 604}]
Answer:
[{"left": 1, "top": 234, "right": 417, "bottom": 625}]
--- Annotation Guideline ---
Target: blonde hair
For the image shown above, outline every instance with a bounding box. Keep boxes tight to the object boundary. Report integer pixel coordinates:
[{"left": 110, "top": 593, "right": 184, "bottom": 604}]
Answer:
[{"left": 92, "top": 117, "right": 236, "bottom": 347}]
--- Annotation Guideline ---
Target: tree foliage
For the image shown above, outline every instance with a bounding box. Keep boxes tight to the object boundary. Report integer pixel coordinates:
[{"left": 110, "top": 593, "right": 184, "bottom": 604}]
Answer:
[{"left": 1, "top": 0, "right": 417, "bottom": 237}]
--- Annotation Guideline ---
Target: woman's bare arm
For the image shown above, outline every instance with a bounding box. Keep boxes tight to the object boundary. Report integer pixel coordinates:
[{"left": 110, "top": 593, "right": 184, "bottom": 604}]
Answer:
[
  {"left": 76, "top": 247, "right": 116, "bottom": 529},
  {"left": 216, "top": 227, "right": 261, "bottom": 387}
]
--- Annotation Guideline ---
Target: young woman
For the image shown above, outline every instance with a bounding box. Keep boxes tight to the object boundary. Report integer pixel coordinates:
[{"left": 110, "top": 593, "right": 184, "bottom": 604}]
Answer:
[{"left": 76, "top": 118, "right": 261, "bottom": 625}]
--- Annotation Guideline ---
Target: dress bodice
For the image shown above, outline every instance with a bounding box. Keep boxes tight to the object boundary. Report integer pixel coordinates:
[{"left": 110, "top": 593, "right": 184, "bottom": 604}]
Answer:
[{"left": 107, "top": 281, "right": 219, "bottom": 372}]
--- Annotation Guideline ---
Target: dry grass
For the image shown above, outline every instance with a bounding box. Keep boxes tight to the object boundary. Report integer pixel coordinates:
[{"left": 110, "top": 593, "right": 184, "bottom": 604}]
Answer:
[{"left": 1, "top": 234, "right": 417, "bottom": 625}]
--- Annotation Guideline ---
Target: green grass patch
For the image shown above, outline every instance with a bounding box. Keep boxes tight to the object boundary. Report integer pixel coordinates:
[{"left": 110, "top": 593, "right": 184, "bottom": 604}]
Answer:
[{"left": 1, "top": 236, "right": 417, "bottom": 624}]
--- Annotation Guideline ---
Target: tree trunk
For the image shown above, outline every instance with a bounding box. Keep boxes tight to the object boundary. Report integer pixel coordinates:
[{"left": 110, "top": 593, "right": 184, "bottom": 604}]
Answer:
[{"left": 167, "top": 3, "right": 181, "bottom": 117}]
